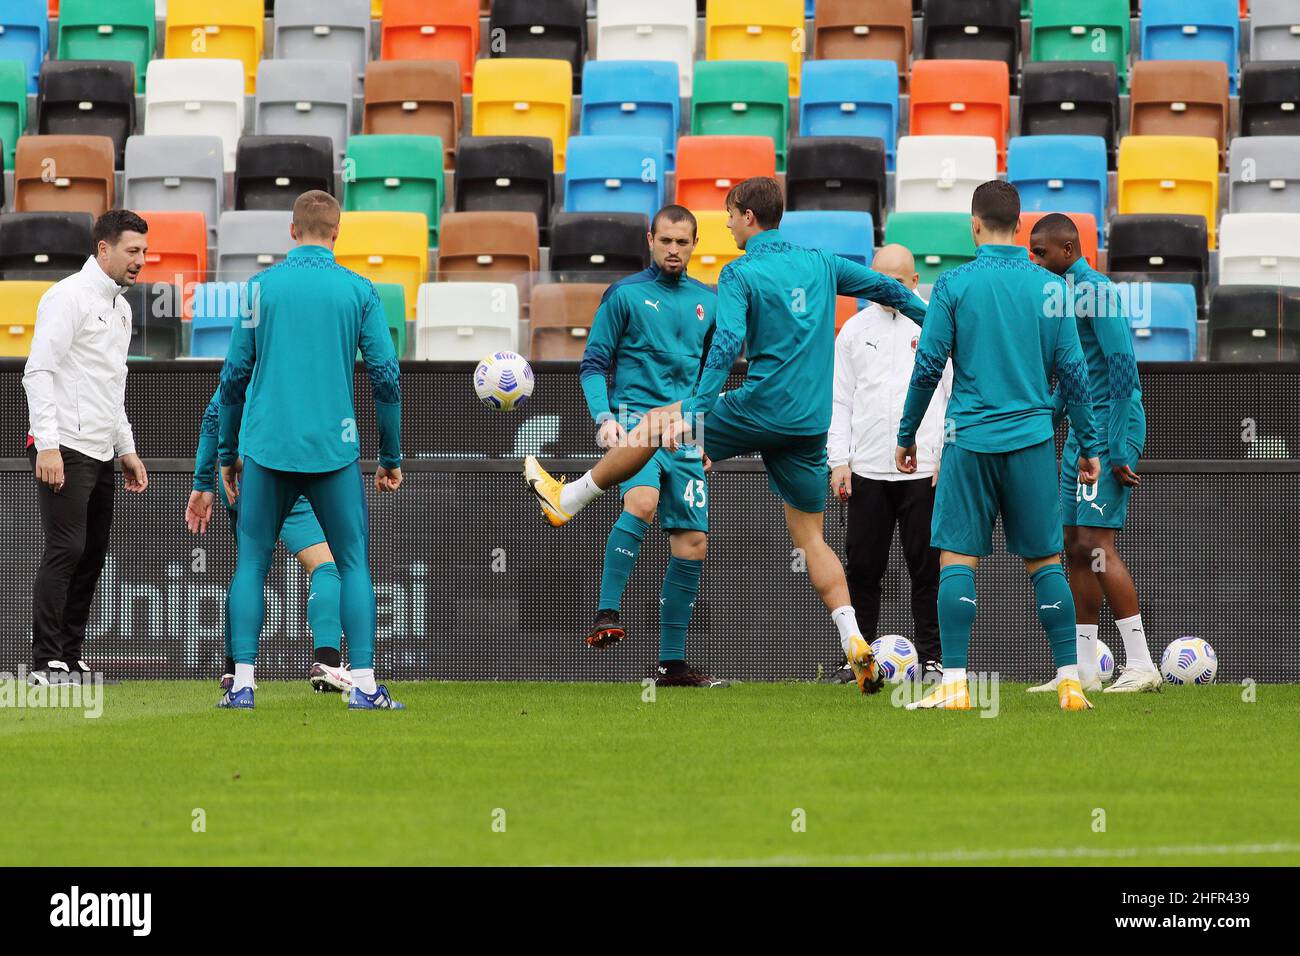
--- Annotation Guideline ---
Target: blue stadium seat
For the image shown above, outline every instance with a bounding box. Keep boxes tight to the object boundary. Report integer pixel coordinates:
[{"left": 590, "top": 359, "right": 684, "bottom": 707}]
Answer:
[
  {"left": 580, "top": 60, "right": 681, "bottom": 169},
  {"left": 190, "top": 282, "right": 255, "bottom": 358},
  {"left": 1121, "top": 282, "right": 1198, "bottom": 361},
  {"left": 563, "top": 135, "right": 666, "bottom": 222},
  {"left": 798, "top": 60, "right": 899, "bottom": 170},
  {"left": 1006, "top": 135, "right": 1108, "bottom": 248},
  {"left": 1140, "top": 0, "right": 1241, "bottom": 93},
  {"left": 778, "top": 210, "right": 876, "bottom": 265},
  {"left": 0, "top": 1, "right": 49, "bottom": 92}
]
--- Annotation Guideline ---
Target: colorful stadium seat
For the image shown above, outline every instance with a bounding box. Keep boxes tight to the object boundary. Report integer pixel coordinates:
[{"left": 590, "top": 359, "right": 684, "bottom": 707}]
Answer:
[
  {"left": 436, "top": 212, "right": 541, "bottom": 308},
  {"left": 37, "top": 61, "right": 136, "bottom": 168},
  {"left": 0, "top": 211, "right": 93, "bottom": 280},
  {"left": 333, "top": 211, "right": 429, "bottom": 320},
  {"left": 379, "top": 0, "right": 479, "bottom": 93},
  {"left": 472, "top": 58, "right": 573, "bottom": 172},
  {"left": 1117, "top": 135, "right": 1221, "bottom": 247},
  {"left": 13, "top": 134, "right": 115, "bottom": 217},
  {"left": 1218, "top": 214, "right": 1300, "bottom": 287},
  {"left": 1020, "top": 61, "right": 1120, "bottom": 161},
  {"left": 273, "top": 0, "right": 373, "bottom": 94},
  {"left": 894, "top": 135, "right": 998, "bottom": 213},
  {"left": 883, "top": 211, "right": 977, "bottom": 285},
  {"left": 489, "top": 0, "right": 589, "bottom": 92},
  {"left": 1030, "top": 0, "right": 1131, "bottom": 91},
  {"left": 414, "top": 282, "right": 520, "bottom": 361},
  {"left": 0, "top": 59, "right": 29, "bottom": 167},
  {"left": 779, "top": 210, "right": 875, "bottom": 264},
  {"left": 812, "top": 0, "right": 912, "bottom": 89},
  {"left": 674, "top": 135, "right": 777, "bottom": 211},
  {"left": 1108, "top": 213, "right": 1210, "bottom": 310},
  {"left": 548, "top": 211, "right": 651, "bottom": 282},
  {"left": 344, "top": 135, "right": 445, "bottom": 245},
  {"left": 1017, "top": 211, "right": 1100, "bottom": 269},
  {"left": 1122, "top": 282, "right": 1199, "bottom": 361},
  {"left": 799, "top": 60, "right": 899, "bottom": 170},
  {"left": 56, "top": 0, "right": 156, "bottom": 93},
  {"left": 375, "top": 282, "right": 407, "bottom": 358},
  {"left": 363, "top": 60, "right": 462, "bottom": 168},
  {"left": 704, "top": 0, "right": 804, "bottom": 97},
  {"left": 135, "top": 210, "right": 208, "bottom": 294},
  {"left": 564, "top": 135, "right": 666, "bottom": 223},
  {"left": 1228, "top": 137, "right": 1300, "bottom": 214},
  {"left": 0, "top": 281, "right": 53, "bottom": 356},
  {"left": 922, "top": 0, "right": 1021, "bottom": 86},
  {"left": 144, "top": 59, "right": 245, "bottom": 173},
  {"left": 234, "top": 135, "right": 333, "bottom": 212},
  {"left": 254, "top": 59, "right": 354, "bottom": 169},
  {"left": 909, "top": 60, "right": 1011, "bottom": 170},
  {"left": 595, "top": 0, "right": 697, "bottom": 96},
  {"left": 1251, "top": 0, "right": 1300, "bottom": 61},
  {"left": 690, "top": 210, "right": 743, "bottom": 285},
  {"left": 1129, "top": 60, "right": 1230, "bottom": 164},
  {"left": 786, "top": 137, "right": 887, "bottom": 243},
  {"left": 529, "top": 282, "right": 605, "bottom": 360},
  {"left": 690, "top": 60, "right": 790, "bottom": 171},
  {"left": 0, "top": 0, "right": 47, "bottom": 92},
  {"left": 190, "top": 282, "right": 251, "bottom": 357},
  {"left": 453, "top": 136, "right": 555, "bottom": 236},
  {"left": 1208, "top": 285, "right": 1300, "bottom": 361},
  {"left": 1006, "top": 136, "right": 1108, "bottom": 247},
  {"left": 215, "top": 210, "right": 294, "bottom": 281},
  {"left": 163, "top": 0, "right": 265, "bottom": 95},
  {"left": 123, "top": 134, "right": 225, "bottom": 241},
  {"left": 1140, "top": 0, "right": 1240, "bottom": 93},
  {"left": 580, "top": 60, "right": 681, "bottom": 169},
  {"left": 1240, "top": 62, "right": 1300, "bottom": 137}
]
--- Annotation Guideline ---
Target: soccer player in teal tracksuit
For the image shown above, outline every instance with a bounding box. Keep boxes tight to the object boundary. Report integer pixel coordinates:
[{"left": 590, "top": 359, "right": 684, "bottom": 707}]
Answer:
[
  {"left": 215, "top": 190, "right": 404, "bottom": 711},
  {"left": 525, "top": 178, "right": 928, "bottom": 695},
  {"left": 578, "top": 205, "right": 721, "bottom": 686},
  {"left": 186, "top": 387, "right": 354, "bottom": 695},
  {"left": 895, "top": 182, "right": 1102, "bottom": 712},
  {"left": 1029, "top": 213, "right": 1161, "bottom": 693}
]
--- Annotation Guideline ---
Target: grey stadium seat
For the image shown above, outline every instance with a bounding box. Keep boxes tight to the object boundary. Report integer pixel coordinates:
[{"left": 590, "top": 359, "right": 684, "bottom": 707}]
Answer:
[
  {"left": 254, "top": 59, "right": 354, "bottom": 169},
  {"left": 121, "top": 135, "right": 225, "bottom": 244},
  {"left": 1228, "top": 137, "right": 1300, "bottom": 214},
  {"left": 1250, "top": 0, "right": 1300, "bottom": 62},
  {"left": 215, "top": 210, "right": 295, "bottom": 281},
  {"left": 272, "top": 0, "right": 372, "bottom": 94}
]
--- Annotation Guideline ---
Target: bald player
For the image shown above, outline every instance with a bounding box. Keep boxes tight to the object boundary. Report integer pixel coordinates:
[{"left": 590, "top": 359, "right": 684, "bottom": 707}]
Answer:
[
  {"left": 1029, "top": 213, "right": 1160, "bottom": 693},
  {"left": 825, "top": 244, "right": 951, "bottom": 683}
]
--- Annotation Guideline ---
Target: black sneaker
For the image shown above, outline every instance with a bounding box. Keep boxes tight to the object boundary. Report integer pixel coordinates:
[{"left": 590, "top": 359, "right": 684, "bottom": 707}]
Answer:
[
  {"left": 655, "top": 663, "right": 731, "bottom": 688},
  {"left": 27, "top": 668, "right": 51, "bottom": 687},
  {"left": 45, "top": 660, "right": 75, "bottom": 684},
  {"left": 820, "top": 660, "right": 856, "bottom": 684},
  {"left": 922, "top": 659, "right": 944, "bottom": 677},
  {"left": 585, "top": 609, "right": 625, "bottom": 650}
]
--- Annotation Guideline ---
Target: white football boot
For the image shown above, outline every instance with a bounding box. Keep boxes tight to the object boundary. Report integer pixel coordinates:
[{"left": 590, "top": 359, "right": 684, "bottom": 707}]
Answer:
[
  {"left": 309, "top": 662, "right": 354, "bottom": 694},
  {"left": 1104, "top": 666, "right": 1163, "bottom": 693}
]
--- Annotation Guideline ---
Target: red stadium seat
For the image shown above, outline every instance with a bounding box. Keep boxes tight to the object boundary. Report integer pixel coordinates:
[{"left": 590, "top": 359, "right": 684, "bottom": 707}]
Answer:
[
  {"left": 380, "top": 0, "right": 480, "bottom": 93},
  {"left": 674, "top": 135, "right": 778, "bottom": 211},
  {"left": 909, "top": 60, "right": 1011, "bottom": 170},
  {"left": 1018, "top": 211, "right": 1100, "bottom": 270}
]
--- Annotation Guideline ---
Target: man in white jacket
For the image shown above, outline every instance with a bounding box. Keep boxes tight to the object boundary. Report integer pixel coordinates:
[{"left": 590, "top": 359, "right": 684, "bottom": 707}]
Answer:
[
  {"left": 825, "top": 244, "right": 952, "bottom": 683},
  {"left": 23, "top": 210, "right": 151, "bottom": 686}
]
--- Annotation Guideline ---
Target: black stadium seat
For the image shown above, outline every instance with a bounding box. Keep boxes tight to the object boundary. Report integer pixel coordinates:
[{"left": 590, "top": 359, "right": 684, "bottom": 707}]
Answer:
[
  {"left": 121, "top": 282, "right": 183, "bottom": 360},
  {"left": 1240, "top": 62, "right": 1300, "bottom": 138},
  {"left": 1020, "top": 61, "right": 1120, "bottom": 164},
  {"left": 37, "top": 60, "right": 136, "bottom": 168},
  {"left": 454, "top": 136, "right": 555, "bottom": 238},
  {"left": 234, "top": 135, "right": 334, "bottom": 211},
  {"left": 489, "top": 0, "right": 588, "bottom": 92},
  {"left": 1208, "top": 286, "right": 1300, "bottom": 361},
  {"left": 549, "top": 211, "right": 650, "bottom": 282},
  {"left": 0, "top": 211, "right": 94, "bottom": 280},
  {"left": 785, "top": 137, "right": 887, "bottom": 245},
  {"left": 1108, "top": 214, "right": 1210, "bottom": 312},
  {"left": 922, "top": 0, "right": 1021, "bottom": 90}
]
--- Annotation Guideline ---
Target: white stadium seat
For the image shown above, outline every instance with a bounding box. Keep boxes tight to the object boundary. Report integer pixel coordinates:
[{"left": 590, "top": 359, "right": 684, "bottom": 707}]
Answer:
[
  {"left": 415, "top": 282, "right": 520, "bottom": 361},
  {"left": 1218, "top": 213, "right": 1300, "bottom": 288},
  {"left": 144, "top": 59, "right": 245, "bottom": 173},
  {"left": 894, "top": 135, "right": 999, "bottom": 214},
  {"left": 595, "top": 0, "right": 698, "bottom": 96}
]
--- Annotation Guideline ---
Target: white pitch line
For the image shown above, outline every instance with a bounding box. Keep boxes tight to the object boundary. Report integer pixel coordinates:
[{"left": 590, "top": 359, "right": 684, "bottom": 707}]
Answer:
[{"left": 606, "top": 842, "right": 1300, "bottom": 867}]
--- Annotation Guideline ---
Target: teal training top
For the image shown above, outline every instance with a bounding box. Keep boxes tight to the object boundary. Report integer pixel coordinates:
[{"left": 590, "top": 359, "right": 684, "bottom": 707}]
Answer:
[
  {"left": 898, "top": 244, "right": 1099, "bottom": 456},
  {"left": 579, "top": 264, "right": 717, "bottom": 425},
  {"left": 217, "top": 245, "right": 402, "bottom": 473},
  {"left": 1053, "top": 257, "right": 1145, "bottom": 469},
  {"left": 193, "top": 387, "right": 220, "bottom": 492},
  {"left": 684, "top": 228, "right": 928, "bottom": 435}
]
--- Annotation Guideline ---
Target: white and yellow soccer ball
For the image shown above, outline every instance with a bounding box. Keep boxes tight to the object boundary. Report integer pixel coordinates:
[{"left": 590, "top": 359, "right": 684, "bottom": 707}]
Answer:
[
  {"left": 1160, "top": 637, "right": 1218, "bottom": 685},
  {"left": 1097, "top": 639, "right": 1116, "bottom": 683},
  {"left": 473, "top": 350, "right": 534, "bottom": 411},
  {"left": 871, "top": 635, "right": 919, "bottom": 684}
]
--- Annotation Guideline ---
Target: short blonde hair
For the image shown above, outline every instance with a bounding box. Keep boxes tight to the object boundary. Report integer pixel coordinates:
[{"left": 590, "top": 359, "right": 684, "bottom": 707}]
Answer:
[{"left": 292, "top": 190, "right": 341, "bottom": 240}]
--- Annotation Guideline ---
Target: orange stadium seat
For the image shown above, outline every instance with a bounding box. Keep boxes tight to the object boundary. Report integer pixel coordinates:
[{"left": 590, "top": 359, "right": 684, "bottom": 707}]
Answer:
[
  {"left": 909, "top": 59, "right": 1011, "bottom": 170},
  {"left": 813, "top": 0, "right": 913, "bottom": 89},
  {"left": 136, "top": 210, "right": 209, "bottom": 296},
  {"left": 333, "top": 211, "right": 429, "bottom": 320},
  {"left": 1018, "top": 211, "right": 1100, "bottom": 269},
  {"left": 529, "top": 283, "right": 606, "bottom": 360},
  {"left": 13, "top": 135, "right": 115, "bottom": 217},
  {"left": 380, "top": 0, "right": 480, "bottom": 93},
  {"left": 674, "top": 136, "right": 778, "bottom": 212},
  {"left": 163, "top": 0, "right": 265, "bottom": 95},
  {"left": 471, "top": 59, "right": 573, "bottom": 172},
  {"left": 363, "top": 60, "right": 462, "bottom": 168}
]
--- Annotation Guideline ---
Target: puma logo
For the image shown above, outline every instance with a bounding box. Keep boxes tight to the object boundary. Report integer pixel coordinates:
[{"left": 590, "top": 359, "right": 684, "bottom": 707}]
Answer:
[
  {"left": 1039, "top": 601, "right": 1062, "bottom": 610},
  {"left": 1090, "top": 502, "right": 1107, "bottom": 515},
  {"left": 863, "top": 340, "right": 878, "bottom": 351},
  {"left": 644, "top": 299, "right": 660, "bottom": 312},
  {"left": 958, "top": 596, "right": 977, "bottom": 606}
]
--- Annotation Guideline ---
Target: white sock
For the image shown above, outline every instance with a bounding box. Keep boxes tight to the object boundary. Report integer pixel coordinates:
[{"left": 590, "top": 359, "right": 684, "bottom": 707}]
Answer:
[
  {"left": 352, "top": 668, "right": 377, "bottom": 695},
  {"left": 1116, "top": 614, "right": 1154, "bottom": 669},
  {"left": 1076, "top": 624, "right": 1100, "bottom": 683},
  {"left": 559, "top": 470, "right": 604, "bottom": 514},
  {"left": 943, "top": 667, "right": 967, "bottom": 685},
  {"left": 1056, "top": 664, "right": 1080, "bottom": 682},
  {"left": 831, "top": 605, "right": 860, "bottom": 655},
  {"left": 234, "top": 663, "right": 255, "bottom": 692}
]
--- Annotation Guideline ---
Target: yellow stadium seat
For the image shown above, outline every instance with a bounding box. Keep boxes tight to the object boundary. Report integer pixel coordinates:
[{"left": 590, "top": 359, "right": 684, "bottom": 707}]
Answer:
[
  {"left": 471, "top": 59, "right": 573, "bottom": 172},
  {"left": 0, "top": 281, "right": 55, "bottom": 357},
  {"left": 691, "top": 211, "right": 743, "bottom": 285},
  {"left": 705, "top": 0, "right": 805, "bottom": 97},
  {"left": 1117, "top": 135, "right": 1221, "bottom": 248},
  {"left": 164, "top": 0, "right": 264, "bottom": 94},
  {"left": 333, "top": 212, "right": 429, "bottom": 321}
]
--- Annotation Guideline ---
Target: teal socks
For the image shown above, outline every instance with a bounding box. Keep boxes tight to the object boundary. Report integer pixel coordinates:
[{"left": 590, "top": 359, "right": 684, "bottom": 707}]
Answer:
[
  {"left": 659, "top": 556, "right": 703, "bottom": 662},
  {"left": 1032, "top": 563, "right": 1078, "bottom": 667},
  {"left": 307, "top": 562, "right": 342, "bottom": 655},
  {"left": 937, "top": 564, "right": 977, "bottom": 670},
  {"left": 598, "top": 511, "right": 649, "bottom": 611}
]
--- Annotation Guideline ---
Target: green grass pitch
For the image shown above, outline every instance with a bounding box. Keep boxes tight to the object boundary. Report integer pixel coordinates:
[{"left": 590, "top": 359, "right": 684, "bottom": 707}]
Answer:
[{"left": 2, "top": 680, "right": 1297, "bottom": 866}]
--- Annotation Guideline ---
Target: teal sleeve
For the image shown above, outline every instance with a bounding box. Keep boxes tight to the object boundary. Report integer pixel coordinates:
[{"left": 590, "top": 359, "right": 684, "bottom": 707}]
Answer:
[
  {"left": 1054, "top": 316, "right": 1100, "bottom": 459},
  {"left": 359, "top": 283, "right": 402, "bottom": 469},
  {"left": 578, "top": 292, "right": 628, "bottom": 424},
  {"left": 193, "top": 389, "right": 220, "bottom": 492},
  {"left": 683, "top": 265, "right": 747, "bottom": 419},
  {"left": 831, "top": 256, "right": 928, "bottom": 324},
  {"left": 217, "top": 304, "right": 255, "bottom": 467},
  {"left": 897, "top": 280, "right": 954, "bottom": 446},
  {"left": 1093, "top": 294, "right": 1140, "bottom": 468},
  {"left": 1051, "top": 385, "right": 1067, "bottom": 428}
]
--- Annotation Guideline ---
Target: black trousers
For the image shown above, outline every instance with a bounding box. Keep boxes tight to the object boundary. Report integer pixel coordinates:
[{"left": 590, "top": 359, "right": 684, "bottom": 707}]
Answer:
[
  {"left": 844, "top": 474, "right": 941, "bottom": 662},
  {"left": 30, "top": 445, "right": 116, "bottom": 669}
]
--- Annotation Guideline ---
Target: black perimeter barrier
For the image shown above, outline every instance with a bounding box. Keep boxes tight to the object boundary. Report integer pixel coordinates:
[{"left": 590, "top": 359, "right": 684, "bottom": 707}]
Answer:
[{"left": 0, "top": 359, "right": 1297, "bottom": 682}]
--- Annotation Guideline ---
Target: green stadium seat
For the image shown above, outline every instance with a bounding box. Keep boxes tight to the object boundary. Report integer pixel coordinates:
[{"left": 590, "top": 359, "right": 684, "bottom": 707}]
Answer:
[
  {"left": 1030, "top": 0, "right": 1132, "bottom": 91},
  {"left": 56, "top": 0, "right": 156, "bottom": 94},
  {"left": 690, "top": 60, "right": 790, "bottom": 172},
  {"left": 343, "top": 135, "right": 445, "bottom": 245},
  {"left": 376, "top": 283, "right": 408, "bottom": 358},
  {"left": 0, "top": 60, "right": 27, "bottom": 169},
  {"left": 884, "top": 212, "right": 977, "bottom": 285}
]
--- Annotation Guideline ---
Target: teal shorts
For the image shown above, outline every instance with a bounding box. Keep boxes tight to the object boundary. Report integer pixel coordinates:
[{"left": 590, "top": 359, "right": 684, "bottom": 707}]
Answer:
[
  {"left": 700, "top": 394, "right": 829, "bottom": 514},
  {"left": 225, "top": 489, "right": 326, "bottom": 556},
  {"left": 932, "top": 439, "right": 1062, "bottom": 558},
  {"left": 1059, "top": 432, "right": 1142, "bottom": 530},
  {"left": 622, "top": 446, "right": 709, "bottom": 532}
]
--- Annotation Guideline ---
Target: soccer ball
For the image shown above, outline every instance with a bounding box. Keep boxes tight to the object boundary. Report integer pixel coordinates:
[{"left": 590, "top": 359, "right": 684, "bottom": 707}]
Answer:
[
  {"left": 871, "top": 635, "right": 918, "bottom": 684},
  {"left": 1160, "top": 637, "right": 1218, "bottom": 685},
  {"left": 1096, "top": 640, "right": 1115, "bottom": 683},
  {"left": 473, "top": 350, "right": 534, "bottom": 411}
]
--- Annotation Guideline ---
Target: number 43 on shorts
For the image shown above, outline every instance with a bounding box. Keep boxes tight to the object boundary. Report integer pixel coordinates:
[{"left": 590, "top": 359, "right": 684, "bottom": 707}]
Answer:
[{"left": 682, "top": 479, "right": 706, "bottom": 508}]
